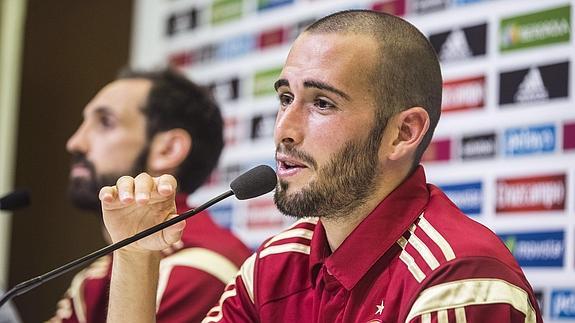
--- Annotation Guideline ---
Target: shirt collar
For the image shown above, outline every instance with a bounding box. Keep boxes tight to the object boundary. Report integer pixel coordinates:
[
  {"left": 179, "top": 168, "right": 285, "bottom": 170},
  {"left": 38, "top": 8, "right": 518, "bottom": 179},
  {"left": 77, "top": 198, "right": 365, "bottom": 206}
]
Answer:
[{"left": 309, "top": 166, "right": 430, "bottom": 290}]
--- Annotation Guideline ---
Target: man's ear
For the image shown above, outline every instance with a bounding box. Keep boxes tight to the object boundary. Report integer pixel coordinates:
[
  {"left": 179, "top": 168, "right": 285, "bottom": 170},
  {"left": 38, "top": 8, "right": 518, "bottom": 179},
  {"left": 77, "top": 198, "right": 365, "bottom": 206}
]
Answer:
[
  {"left": 147, "top": 129, "right": 192, "bottom": 174},
  {"left": 388, "top": 107, "right": 430, "bottom": 161}
]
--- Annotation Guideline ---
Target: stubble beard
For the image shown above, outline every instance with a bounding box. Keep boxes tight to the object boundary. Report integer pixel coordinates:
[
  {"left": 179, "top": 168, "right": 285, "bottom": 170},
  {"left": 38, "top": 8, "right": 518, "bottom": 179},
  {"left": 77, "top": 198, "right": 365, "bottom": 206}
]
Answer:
[
  {"left": 68, "top": 147, "right": 149, "bottom": 212},
  {"left": 273, "top": 127, "right": 383, "bottom": 221}
]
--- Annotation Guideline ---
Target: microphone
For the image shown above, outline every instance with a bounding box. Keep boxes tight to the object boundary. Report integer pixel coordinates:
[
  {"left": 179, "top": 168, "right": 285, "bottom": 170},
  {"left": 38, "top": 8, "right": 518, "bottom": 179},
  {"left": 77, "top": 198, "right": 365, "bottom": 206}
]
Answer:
[
  {"left": 0, "top": 165, "right": 277, "bottom": 307},
  {"left": 0, "top": 190, "right": 31, "bottom": 211}
]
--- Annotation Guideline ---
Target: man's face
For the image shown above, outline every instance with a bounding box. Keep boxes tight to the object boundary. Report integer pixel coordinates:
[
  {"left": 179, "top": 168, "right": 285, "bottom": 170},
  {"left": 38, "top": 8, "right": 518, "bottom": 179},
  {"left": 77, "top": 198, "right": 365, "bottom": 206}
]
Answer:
[
  {"left": 66, "top": 79, "right": 151, "bottom": 211},
  {"left": 273, "top": 32, "right": 388, "bottom": 219}
]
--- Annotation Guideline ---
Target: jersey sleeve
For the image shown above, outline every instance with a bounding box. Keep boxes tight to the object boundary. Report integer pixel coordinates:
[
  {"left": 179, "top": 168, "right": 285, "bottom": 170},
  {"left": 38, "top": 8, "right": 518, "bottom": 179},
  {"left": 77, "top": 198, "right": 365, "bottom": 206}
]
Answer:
[
  {"left": 156, "top": 247, "right": 248, "bottom": 323},
  {"left": 404, "top": 257, "right": 542, "bottom": 323},
  {"left": 201, "top": 253, "right": 259, "bottom": 323}
]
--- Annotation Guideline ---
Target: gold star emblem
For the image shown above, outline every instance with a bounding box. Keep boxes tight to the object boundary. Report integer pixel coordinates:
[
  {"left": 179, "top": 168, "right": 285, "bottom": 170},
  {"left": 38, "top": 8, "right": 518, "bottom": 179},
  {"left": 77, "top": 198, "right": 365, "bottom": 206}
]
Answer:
[{"left": 375, "top": 300, "right": 384, "bottom": 315}]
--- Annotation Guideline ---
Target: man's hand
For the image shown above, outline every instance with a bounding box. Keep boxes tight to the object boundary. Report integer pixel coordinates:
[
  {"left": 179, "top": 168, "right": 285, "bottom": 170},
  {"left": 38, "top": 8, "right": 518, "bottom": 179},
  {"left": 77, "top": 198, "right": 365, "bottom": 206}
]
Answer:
[{"left": 99, "top": 173, "right": 186, "bottom": 252}]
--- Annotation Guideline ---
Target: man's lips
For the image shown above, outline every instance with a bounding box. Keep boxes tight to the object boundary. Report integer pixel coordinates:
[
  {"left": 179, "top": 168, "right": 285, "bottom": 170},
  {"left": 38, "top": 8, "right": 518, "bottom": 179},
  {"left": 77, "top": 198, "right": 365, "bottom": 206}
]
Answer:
[
  {"left": 70, "top": 164, "right": 92, "bottom": 178},
  {"left": 276, "top": 154, "right": 308, "bottom": 177}
]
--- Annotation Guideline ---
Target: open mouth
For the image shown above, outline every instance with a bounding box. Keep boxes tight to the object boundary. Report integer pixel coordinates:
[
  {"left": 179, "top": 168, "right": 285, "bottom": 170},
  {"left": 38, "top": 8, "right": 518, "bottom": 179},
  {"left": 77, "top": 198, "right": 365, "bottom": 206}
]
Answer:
[{"left": 276, "top": 155, "right": 308, "bottom": 177}]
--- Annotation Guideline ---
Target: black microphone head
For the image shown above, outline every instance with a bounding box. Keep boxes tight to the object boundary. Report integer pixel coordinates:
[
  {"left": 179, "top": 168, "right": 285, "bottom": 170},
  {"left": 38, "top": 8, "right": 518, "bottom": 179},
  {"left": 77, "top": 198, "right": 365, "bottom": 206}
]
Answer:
[
  {"left": 230, "top": 165, "right": 277, "bottom": 200},
  {"left": 0, "top": 189, "right": 31, "bottom": 211}
]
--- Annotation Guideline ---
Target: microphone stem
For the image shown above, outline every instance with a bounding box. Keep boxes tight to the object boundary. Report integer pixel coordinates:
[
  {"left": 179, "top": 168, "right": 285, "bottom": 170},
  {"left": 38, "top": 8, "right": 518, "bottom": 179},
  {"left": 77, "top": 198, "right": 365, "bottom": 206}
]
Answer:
[{"left": 0, "top": 190, "right": 234, "bottom": 308}]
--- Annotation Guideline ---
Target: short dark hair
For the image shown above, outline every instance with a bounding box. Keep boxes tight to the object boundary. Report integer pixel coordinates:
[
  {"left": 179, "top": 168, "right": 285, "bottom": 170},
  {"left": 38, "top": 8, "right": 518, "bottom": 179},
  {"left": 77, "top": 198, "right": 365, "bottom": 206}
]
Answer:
[
  {"left": 118, "top": 68, "right": 224, "bottom": 193},
  {"left": 305, "top": 10, "right": 442, "bottom": 168}
]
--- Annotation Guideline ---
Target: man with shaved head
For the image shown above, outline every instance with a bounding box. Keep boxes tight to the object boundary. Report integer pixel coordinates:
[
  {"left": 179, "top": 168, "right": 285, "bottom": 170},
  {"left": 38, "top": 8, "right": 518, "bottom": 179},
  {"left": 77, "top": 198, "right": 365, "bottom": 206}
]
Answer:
[{"left": 100, "top": 11, "right": 542, "bottom": 323}]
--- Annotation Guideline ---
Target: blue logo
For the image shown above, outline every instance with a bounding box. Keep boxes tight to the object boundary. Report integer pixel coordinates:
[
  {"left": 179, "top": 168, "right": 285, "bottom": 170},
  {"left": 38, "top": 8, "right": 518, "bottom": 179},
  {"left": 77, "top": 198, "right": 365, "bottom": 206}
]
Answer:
[
  {"left": 455, "top": 0, "right": 485, "bottom": 4},
  {"left": 439, "top": 181, "right": 482, "bottom": 215},
  {"left": 498, "top": 231, "right": 564, "bottom": 267},
  {"left": 504, "top": 124, "right": 556, "bottom": 156},
  {"left": 215, "top": 34, "right": 256, "bottom": 60},
  {"left": 209, "top": 203, "right": 234, "bottom": 229},
  {"left": 551, "top": 289, "right": 575, "bottom": 319},
  {"left": 257, "top": 0, "right": 294, "bottom": 11}
]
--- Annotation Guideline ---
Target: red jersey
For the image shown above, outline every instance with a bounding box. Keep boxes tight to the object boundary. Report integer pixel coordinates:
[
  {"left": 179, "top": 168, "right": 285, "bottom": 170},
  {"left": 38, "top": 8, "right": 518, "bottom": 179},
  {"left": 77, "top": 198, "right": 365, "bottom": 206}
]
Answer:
[
  {"left": 49, "top": 194, "right": 252, "bottom": 323},
  {"left": 202, "top": 166, "right": 543, "bottom": 323}
]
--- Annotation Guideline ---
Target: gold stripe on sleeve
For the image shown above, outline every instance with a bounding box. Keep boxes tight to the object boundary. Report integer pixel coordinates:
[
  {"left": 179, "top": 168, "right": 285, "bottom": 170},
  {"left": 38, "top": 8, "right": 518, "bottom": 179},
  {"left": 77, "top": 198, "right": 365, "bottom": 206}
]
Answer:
[
  {"left": 259, "top": 243, "right": 310, "bottom": 258},
  {"left": 406, "top": 278, "right": 537, "bottom": 323}
]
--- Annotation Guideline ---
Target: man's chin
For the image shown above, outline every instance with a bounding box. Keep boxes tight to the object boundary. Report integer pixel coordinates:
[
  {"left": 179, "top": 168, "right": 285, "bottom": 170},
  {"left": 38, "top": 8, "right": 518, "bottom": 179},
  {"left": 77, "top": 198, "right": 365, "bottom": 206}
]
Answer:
[{"left": 68, "top": 183, "right": 101, "bottom": 212}]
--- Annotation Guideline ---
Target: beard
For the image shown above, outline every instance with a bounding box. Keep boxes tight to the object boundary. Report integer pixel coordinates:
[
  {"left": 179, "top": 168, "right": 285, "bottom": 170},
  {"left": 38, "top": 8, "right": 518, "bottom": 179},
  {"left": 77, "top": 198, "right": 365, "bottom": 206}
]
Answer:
[
  {"left": 274, "top": 123, "right": 385, "bottom": 220},
  {"left": 68, "top": 147, "right": 149, "bottom": 212}
]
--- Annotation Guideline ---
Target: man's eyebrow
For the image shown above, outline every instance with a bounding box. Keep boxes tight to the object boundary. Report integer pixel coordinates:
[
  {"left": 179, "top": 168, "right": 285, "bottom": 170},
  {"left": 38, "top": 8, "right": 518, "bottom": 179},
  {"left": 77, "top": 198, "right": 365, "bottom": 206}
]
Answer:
[
  {"left": 274, "top": 78, "right": 351, "bottom": 101},
  {"left": 274, "top": 79, "right": 289, "bottom": 91},
  {"left": 304, "top": 80, "right": 350, "bottom": 101}
]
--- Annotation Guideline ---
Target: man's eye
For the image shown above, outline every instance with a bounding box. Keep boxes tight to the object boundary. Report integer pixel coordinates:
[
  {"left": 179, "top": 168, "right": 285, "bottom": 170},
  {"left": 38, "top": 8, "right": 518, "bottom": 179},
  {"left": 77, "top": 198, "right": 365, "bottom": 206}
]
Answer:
[
  {"left": 279, "top": 93, "right": 294, "bottom": 106},
  {"left": 314, "top": 98, "right": 335, "bottom": 110},
  {"left": 99, "top": 115, "right": 114, "bottom": 128}
]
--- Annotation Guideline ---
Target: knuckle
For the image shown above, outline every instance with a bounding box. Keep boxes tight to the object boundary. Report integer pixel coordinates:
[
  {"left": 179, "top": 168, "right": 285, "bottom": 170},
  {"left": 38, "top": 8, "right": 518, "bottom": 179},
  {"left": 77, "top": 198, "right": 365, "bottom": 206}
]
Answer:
[
  {"left": 135, "top": 172, "right": 151, "bottom": 181},
  {"left": 117, "top": 175, "right": 134, "bottom": 185}
]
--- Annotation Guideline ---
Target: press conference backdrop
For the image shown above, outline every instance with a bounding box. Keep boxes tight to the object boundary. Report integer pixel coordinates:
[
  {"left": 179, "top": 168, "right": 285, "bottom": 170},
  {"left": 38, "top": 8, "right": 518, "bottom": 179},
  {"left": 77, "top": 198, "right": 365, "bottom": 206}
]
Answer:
[{"left": 131, "top": 0, "right": 575, "bottom": 321}]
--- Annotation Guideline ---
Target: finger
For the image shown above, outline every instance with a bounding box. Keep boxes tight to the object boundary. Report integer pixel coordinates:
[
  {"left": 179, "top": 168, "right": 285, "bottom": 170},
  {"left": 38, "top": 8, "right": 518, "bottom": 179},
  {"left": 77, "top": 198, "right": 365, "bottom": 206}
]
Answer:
[
  {"left": 116, "top": 176, "right": 135, "bottom": 204},
  {"left": 162, "top": 214, "right": 186, "bottom": 245},
  {"left": 99, "top": 186, "right": 118, "bottom": 204},
  {"left": 155, "top": 174, "right": 177, "bottom": 197},
  {"left": 134, "top": 173, "right": 154, "bottom": 205}
]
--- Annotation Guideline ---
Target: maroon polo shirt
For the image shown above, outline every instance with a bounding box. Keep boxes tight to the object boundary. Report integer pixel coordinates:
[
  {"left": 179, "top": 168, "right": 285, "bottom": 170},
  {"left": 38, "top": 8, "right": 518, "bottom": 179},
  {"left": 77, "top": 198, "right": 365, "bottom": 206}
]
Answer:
[{"left": 203, "top": 166, "right": 542, "bottom": 323}]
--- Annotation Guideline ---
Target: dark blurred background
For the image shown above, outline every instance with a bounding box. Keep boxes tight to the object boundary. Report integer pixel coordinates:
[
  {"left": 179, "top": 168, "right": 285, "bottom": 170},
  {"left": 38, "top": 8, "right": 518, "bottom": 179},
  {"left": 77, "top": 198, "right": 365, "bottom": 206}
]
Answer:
[{"left": 9, "top": 1, "right": 133, "bottom": 321}]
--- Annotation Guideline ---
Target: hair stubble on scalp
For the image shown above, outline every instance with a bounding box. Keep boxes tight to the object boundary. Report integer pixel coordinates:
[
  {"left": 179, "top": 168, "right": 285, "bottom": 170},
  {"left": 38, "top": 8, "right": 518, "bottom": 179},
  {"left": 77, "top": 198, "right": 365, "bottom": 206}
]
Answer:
[
  {"left": 118, "top": 68, "right": 224, "bottom": 194},
  {"left": 305, "top": 10, "right": 443, "bottom": 170}
]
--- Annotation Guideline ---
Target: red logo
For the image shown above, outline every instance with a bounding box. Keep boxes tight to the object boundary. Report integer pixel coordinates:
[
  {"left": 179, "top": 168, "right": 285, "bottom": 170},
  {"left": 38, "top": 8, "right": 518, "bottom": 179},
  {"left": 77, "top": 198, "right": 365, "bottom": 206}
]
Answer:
[
  {"left": 563, "top": 122, "right": 575, "bottom": 151},
  {"left": 371, "top": 0, "right": 406, "bottom": 16},
  {"left": 496, "top": 174, "right": 566, "bottom": 213},
  {"left": 258, "top": 27, "right": 286, "bottom": 49},
  {"left": 442, "top": 75, "right": 485, "bottom": 112},
  {"left": 422, "top": 138, "right": 451, "bottom": 162}
]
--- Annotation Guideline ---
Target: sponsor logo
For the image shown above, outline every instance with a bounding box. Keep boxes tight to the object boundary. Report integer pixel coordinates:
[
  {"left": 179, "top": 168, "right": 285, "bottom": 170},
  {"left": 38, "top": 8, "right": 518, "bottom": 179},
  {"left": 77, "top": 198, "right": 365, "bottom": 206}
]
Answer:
[
  {"left": 551, "top": 289, "right": 575, "bottom": 319},
  {"left": 246, "top": 198, "right": 284, "bottom": 230},
  {"left": 442, "top": 75, "right": 485, "bottom": 112},
  {"left": 563, "top": 122, "right": 575, "bottom": 151},
  {"left": 212, "top": 0, "right": 243, "bottom": 25},
  {"left": 422, "top": 138, "right": 451, "bottom": 162},
  {"left": 439, "top": 181, "right": 482, "bottom": 215},
  {"left": 251, "top": 112, "right": 276, "bottom": 140},
  {"left": 209, "top": 203, "right": 234, "bottom": 229},
  {"left": 409, "top": 0, "right": 450, "bottom": 14},
  {"left": 501, "top": 5, "right": 571, "bottom": 52},
  {"left": 499, "top": 231, "right": 564, "bottom": 267},
  {"left": 195, "top": 44, "right": 216, "bottom": 64},
  {"left": 166, "top": 7, "right": 199, "bottom": 36},
  {"left": 253, "top": 66, "right": 282, "bottom": 97},
  {"left": 257, "top": 27, "right": 286, "bottom": 49},
  {"left": 223, "top": 164, "right": 242, "bottom": 186},
  {"left": 371, "top": 0, "right": 406, "bottom": 16},
  {"left": 461, "top": 132, "right": 496, "bottom": 160},
  {"left": 429, "top": 23, "right": 487, "bottom": 63},
  {"left": 168, "top": 50, "right": 196, "bottom": 68},
  {"left": 209, "top": 77, "right": 241, "bottom": 102},
  {"left": 504, "top": 124, "right": 556, "bottom": 156},
  {"left": 257, "top": 0, "right": 294, "bottom": 11},
  {"left": 496, "top": 174, "right": 566, "bottom": 213},
  {"left": 215, "top": 34, "right": 256, "bottom": 60},
  {"left": 499, "top": 61, "right": 569, "bottom": 105},
  {"left": 454, "top": 0, "right": 485, "bottom": 5}
]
